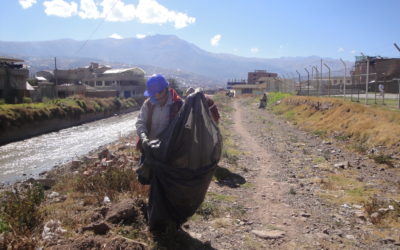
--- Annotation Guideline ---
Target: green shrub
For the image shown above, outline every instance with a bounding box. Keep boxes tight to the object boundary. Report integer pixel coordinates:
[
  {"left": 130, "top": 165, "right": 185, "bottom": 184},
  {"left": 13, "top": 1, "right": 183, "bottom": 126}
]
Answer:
[
  {"left": 0, "top": 217, "right": 9, "bottom": 233},
  {"left": 267, "top": 92, "right": 292, "bottom": 106},
  {"left": 0, "top": 184, "right": 45, "bottom": 233},
  {"left": 0, "top": 99, "right": 5, "bottom": 105},
  {"left": 22, "top": 97, "right": 32, "bottom": 103},
  {"left": 195, "top": 201, "right": 221, "bottom": 220},
  {"left": 369, "top": 154, "right": 394, "bottom": 167}
]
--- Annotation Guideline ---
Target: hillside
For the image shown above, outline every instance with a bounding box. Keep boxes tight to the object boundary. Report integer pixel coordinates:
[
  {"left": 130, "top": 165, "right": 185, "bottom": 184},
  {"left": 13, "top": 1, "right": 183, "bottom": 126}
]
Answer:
[{"left": 0, "top": 35, "right": 353, "bottom": 85}]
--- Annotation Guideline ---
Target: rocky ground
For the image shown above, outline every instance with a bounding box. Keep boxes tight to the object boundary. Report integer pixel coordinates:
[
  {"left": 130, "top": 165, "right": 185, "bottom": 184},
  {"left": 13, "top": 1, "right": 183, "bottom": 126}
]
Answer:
[
  {"left": 183, "top": 98, "right": 400, "bottom": 249},
  {"left": 1, "top": 96, "right": 399, "bottom": 249}
]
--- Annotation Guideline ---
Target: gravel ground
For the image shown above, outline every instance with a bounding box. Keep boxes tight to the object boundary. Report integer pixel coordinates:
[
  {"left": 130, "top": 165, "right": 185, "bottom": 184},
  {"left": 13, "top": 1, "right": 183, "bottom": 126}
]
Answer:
[{"left": 184, "top": 98, "right": 400, "bottom": 250}]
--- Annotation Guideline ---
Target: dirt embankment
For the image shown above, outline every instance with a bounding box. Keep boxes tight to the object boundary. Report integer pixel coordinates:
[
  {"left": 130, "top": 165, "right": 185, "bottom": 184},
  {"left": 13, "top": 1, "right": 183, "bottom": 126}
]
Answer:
[
  {"left": 0, "top": 96, "right": 139, "bottom": 145},
  {"left": 1, "top": 94, "right": 399, "bottom": 249}
]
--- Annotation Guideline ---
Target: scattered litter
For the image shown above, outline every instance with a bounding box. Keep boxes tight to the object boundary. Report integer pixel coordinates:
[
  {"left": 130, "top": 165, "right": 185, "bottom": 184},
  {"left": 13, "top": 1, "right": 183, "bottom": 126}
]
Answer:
[
  {"left": 103, "top": 196, "right": 111, "bottom": 204},
  {"left": 341, "top": 204, "right": 352, "bottom": 209},
  {"left": 42, "top": 220, "right": 67, "bottom": 241},
  {"left": 252, "top": 230, "right": 285, "bottom": 239}
]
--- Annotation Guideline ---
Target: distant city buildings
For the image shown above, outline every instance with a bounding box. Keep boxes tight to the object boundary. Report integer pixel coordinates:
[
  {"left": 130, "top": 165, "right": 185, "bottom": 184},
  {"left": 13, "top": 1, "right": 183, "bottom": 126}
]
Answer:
[
  {"left": 36, "top": 62, "right": 146, "bottom": 99},
  {"left": 0, "top": 59, "right": 147, "bottom": 103}
]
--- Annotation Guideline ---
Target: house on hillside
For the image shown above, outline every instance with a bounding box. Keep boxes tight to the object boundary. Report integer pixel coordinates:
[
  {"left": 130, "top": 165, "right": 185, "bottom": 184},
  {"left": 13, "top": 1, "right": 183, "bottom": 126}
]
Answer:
[{"left": 0, "top": 57, "right": 32, "bottom": 103}]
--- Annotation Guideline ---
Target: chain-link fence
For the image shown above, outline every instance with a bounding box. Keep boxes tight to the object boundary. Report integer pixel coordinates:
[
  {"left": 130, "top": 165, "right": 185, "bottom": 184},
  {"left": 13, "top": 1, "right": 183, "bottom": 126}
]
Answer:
[{"left": 279, "top": 64, "right": 400, "bottom": 109}]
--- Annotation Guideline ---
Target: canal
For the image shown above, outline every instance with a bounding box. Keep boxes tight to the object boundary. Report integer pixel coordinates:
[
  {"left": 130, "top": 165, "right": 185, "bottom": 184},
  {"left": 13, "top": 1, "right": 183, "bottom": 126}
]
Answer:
[{"left": 0, "top": 111, "right": 139, "bottom": 184}]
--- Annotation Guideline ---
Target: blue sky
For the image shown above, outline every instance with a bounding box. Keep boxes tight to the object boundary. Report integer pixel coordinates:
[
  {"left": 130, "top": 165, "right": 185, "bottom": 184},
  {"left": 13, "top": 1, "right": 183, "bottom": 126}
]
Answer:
[{"left": 1, "top": 0, "right": 400, "bottom": 60}]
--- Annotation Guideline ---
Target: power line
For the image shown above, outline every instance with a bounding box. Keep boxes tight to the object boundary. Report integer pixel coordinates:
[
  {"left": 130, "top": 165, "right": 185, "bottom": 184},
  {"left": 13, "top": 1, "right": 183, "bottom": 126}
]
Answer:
[{"left": 74, "top": 0, "right": 119, "bottom": 55}]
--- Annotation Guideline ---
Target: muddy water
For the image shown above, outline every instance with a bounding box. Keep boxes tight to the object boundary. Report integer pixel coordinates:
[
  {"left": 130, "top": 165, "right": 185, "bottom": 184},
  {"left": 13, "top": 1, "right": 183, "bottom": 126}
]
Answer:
[{"left": 0, "top": 111, "right": 138, "bottom": 184}]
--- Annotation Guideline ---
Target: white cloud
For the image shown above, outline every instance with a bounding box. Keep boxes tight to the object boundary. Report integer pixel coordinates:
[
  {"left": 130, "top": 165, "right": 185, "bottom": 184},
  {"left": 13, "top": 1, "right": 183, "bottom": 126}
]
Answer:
[
  {"left": 337, "top": 47, "right": 344, "bottom": 53},
  {"left": 351, "top": 50, "right": 357, "bottom": 54},
  {"left": 79, "top": 0, "right": 100, "bottom": 19},
  {"left": 101, "top": 0, "right": 136, "bottom": 22},
  {"left": 136, "top": 34, "right": 147, "bottom": 39},
  {"left": 210, "top": 34, "right": 221, "bottom": 47},
  {"left": 109, "top": 33, "right": 123, "bottom": 39},
  {"left": 19, "top": 0, "right": 37, "bottom": 9},
  {"left": 43, "top": 0, "right": 78, "bottom": 17},
  {"left": 251, "top": 47, "right": 259, "bottom": 53},
  {"left": 135, "top": 0, "right": 195, "bottom": 29},
  {"left": 41, "top": 0, "right": 195, "bottom": 28}
]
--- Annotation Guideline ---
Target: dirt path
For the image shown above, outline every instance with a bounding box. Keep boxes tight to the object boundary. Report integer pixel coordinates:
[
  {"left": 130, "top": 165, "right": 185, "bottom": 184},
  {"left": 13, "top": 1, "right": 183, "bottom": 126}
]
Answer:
[
  {"left": 187, "top": 97, "right": 399, "bottom": 250},
  {"left": 232, "top": 100, "right": 297, "bottom": 240}
]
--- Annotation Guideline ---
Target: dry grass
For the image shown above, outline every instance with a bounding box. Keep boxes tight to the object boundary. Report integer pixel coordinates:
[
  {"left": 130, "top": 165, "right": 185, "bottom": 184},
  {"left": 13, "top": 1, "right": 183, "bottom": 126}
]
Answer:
[
  {"left": 274, "top": 96, "right": 400, "bottom": 149},
  {"left": 0, "top": 137, "right": 149, "bottom": 248},
  {"left": 319, "top": 172, "right": 377, "bottom": 205}
]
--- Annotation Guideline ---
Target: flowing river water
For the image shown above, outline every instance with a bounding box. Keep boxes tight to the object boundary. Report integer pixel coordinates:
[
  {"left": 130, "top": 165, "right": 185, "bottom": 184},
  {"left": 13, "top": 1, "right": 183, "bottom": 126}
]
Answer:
[{"left": 0, "top": 111, "right": 139, "bottom": 184}]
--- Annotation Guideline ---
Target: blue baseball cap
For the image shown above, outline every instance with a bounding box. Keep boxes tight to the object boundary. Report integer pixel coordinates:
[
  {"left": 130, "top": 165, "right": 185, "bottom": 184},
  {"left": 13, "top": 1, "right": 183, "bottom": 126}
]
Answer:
[{"left": 144, "top": 74, "right": 169, "bottom": 97}]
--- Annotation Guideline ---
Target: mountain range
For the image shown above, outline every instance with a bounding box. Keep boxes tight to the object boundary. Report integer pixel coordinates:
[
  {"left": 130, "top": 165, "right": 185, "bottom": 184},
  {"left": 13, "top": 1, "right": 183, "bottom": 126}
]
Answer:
[{"left": 0, "top": 35, "right": 354, "bottom": 87}]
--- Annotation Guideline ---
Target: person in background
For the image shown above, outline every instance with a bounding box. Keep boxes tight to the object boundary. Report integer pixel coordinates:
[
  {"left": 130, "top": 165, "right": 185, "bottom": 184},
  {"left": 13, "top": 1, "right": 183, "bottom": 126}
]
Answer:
[
  {"left": 135, "top": 74, "right": 183, "bottom": 184},
  {"left": 259, "top": 92, "right": 268, "bottom": 109},
  {"left": 378, "top": 83, "right": 385, "bottom": 97},
  {"left": 186, "top": 87, "right": 220, "bottom": 124}
]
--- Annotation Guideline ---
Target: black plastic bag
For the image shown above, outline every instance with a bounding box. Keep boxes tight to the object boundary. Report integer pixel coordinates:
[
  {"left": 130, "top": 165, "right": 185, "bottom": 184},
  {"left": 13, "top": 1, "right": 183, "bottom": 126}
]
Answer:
[{"left": 143, "top": 91, "right": 222, "bottom": 229}]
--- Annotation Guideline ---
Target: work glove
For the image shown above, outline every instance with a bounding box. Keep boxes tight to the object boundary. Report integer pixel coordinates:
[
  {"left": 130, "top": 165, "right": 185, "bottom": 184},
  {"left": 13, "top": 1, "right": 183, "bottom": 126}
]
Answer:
[{"left": 140, "top": 133, "right": 150, "bottom": 152}]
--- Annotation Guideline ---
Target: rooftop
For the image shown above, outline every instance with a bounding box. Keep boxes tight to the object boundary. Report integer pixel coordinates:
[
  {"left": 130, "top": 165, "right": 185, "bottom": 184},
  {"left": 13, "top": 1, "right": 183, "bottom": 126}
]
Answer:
[{"left": 0, "top": 57, "right": 24, "bottom": 63}]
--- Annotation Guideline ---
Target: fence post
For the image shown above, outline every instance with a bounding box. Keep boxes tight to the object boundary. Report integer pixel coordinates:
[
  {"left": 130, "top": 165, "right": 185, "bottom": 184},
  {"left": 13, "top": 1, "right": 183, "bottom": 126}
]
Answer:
[
  {"left": 340, "top": 58, "right": 347, "bottom": 99},
  {"left": 398, "top": 79, "right": 400, "bottom": 109},
  {"left": 395, "top": 79, "right": 400, "bottom": 109},
  {"left": 304, "top": 68, "right": 310, "bottom": 96}
]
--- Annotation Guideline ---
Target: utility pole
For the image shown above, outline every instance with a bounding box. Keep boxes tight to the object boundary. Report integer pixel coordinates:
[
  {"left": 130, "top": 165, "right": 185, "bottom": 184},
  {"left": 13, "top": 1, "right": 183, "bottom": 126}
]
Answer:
[
  {"left": 340, "top": 58, "right": 347, "bottom": 99},
  {"left": 304, "top": 68, "right": 310, "bottom": 96},
  {"left": 323, "top": 63, "right": 331, "bottom": 97},
  {"left": 54, "top": 57, "right": 58, "bottom": 86},
  {"left": 296, "top": 70, "right": 301, "bottom": 95}
]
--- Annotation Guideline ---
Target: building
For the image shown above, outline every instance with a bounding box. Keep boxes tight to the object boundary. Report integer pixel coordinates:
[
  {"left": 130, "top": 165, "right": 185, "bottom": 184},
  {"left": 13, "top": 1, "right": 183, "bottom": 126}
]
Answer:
[
  {"left": 351, "top": 56, "right": 400, "bottom": 93},
  {"left": 248, "top": 70, "right": 278, "bottom": 84},
  {"left": 227, "top": 79, "right": 246, "bottom": 89},
  {"left": 84, "top": 67, "right": 146, "bottom": 98},
  {"left": 229, "top": 83, "right": 269, "bottom": 95},
  {"left": 0, "top": 57, "right": 32, "bottom": 103},
  {"left": 37, "top": 63, "right": 146, "bottom": 98}
]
